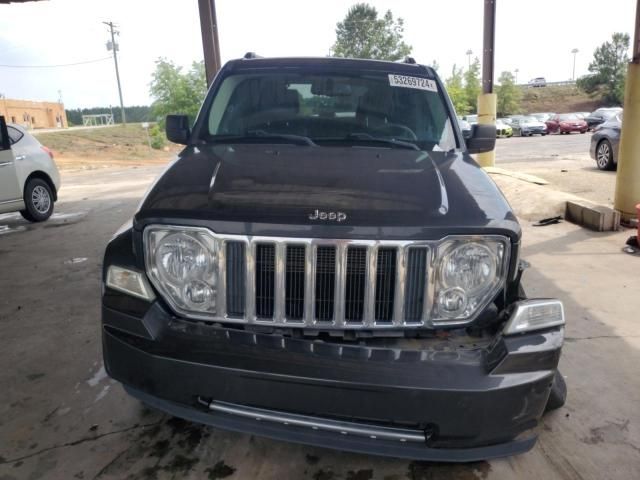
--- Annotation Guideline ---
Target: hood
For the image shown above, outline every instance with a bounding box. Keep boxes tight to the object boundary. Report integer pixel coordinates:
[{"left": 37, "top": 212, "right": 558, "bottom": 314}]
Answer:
[{"left": 137, "top": 144, "right": 518, "bottom": 239}]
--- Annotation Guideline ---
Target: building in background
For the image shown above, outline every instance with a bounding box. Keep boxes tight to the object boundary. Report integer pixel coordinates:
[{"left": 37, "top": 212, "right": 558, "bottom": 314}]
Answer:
[{"left": 0, "top": 98, "right": 68, "bottom": 129}]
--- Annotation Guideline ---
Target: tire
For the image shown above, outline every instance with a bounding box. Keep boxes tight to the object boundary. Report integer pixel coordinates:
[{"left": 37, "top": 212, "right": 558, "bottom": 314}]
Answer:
[
  {"left": 595, "top": 140, "right": 615, "bottom": 171},
  {"left": 545, "top": 370, "right": 567, "bottom": 412},
  {"left": 20, "top": 178, "right": 54, "bottom": 222}
]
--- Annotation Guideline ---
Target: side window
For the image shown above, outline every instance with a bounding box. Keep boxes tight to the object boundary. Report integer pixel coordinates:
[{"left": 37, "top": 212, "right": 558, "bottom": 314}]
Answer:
[{"left": 7, "top": 126, "right": 24, "bottom": 145}]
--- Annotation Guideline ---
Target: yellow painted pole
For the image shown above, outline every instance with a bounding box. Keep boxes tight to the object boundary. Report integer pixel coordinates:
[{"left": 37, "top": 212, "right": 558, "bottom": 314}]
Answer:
[
  {"left": 476, "top": 93, "right": 497, "bottom": 167},
  {"left": 614, "top": 63, "right": 640, "bottom": 221}
]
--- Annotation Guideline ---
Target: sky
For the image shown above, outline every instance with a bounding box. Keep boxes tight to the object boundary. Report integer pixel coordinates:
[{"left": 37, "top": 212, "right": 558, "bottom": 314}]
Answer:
[{"left": 0, "top": 0, "right": 636, "bottom": 109}]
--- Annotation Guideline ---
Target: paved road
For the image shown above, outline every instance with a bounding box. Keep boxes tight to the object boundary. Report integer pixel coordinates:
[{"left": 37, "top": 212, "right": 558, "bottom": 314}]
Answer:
[
  {"left": 495, "top": 132, "right": 592, "bottom": 164},
  {"left": 0, "top": 155, "right": 638, "bottom": 479}
]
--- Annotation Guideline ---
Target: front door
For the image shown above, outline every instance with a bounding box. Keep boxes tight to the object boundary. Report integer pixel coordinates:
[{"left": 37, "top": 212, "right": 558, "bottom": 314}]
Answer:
[{"left": 0, "top": 116, "right": 21, "bottom": 206}]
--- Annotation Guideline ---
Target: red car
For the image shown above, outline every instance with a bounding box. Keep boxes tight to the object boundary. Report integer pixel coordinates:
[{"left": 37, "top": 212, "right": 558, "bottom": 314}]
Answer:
[{"left": 546, "top": 113, "right": 588, "bottom": 134}]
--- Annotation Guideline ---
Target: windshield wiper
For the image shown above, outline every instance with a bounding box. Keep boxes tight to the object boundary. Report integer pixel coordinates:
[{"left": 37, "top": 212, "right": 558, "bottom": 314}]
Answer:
[
  {"left": 321, "top": 133, "right": 420, "bottom": 151},
  {"left": 210, "top": 130, "right": 316, "bottom": 147}
]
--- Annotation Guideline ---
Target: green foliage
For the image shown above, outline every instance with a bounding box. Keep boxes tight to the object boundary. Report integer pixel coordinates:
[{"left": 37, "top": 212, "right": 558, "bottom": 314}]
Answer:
[
  {"left": 577, "top": 32, "right": 629, "bottom": 105},
  {"left": 445, "top": 65, "right": 468, "bottom": 115},
  {"left": 463, "top": 58, "right": 481, "bottom": 113},
  {"left": 496, "top": 71, "right": 521, "bottom": 116},
  {"left": 149, "top": 58, "right": 207, "bottom": 126},
  {"left": 148, "top": 124, "right": 166, "bottom": 149},
  {"left": 65, "top": 105, "right": 151, "bottom": 126},
  {"left": 332, "top": 3, "right": 411, "bottom": 61}
]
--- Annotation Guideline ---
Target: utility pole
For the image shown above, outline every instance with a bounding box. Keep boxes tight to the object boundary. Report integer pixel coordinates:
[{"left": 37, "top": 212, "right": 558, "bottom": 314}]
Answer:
[
  {"left": 198, "top": 0, "right": 222, "bottom": 87},
  {"left": 571, "top": 48, "right": 579, "bottom": 80},
  {"left": 466, "top": 49, "right": 473, "bottom": 70},
  {"left": 514, "top": 68, "right": 519, "bottom": 85},
  {"left": 103, "top": 21, "right": 126, "bottom": 124},
  {"left": 476, "top": 0, "right": 497, "bottom": 168}
]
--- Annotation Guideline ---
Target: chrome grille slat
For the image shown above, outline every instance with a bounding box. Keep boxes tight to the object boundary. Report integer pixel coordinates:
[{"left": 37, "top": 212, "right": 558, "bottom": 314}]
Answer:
[
  {"left": 210, "top": 235, "right": 467, "bottom": 329},
  {"left": 392, "top": 246, "right": 407, "bottom": 326},
  {"left": 333, "top": 244, "right": 347, "bottom": 326}
]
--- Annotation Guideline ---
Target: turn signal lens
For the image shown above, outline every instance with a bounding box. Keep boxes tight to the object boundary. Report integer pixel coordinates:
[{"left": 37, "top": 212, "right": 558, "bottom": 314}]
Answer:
[
  {"left": 503, "top": 299, "right": 565, "bottom": 335},
  {"left": 106, "top": 265, "right": 155, "bottom": 301}
]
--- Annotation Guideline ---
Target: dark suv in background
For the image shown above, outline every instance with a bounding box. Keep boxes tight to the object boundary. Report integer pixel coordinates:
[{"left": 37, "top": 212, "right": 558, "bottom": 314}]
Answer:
[{"left": 101, "top": 54, "right": 567, "bottom": 461}]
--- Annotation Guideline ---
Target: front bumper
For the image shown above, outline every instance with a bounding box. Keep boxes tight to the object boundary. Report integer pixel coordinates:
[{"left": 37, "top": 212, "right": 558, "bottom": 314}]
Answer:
[{"left": 102, "top": 297, "right": 564, "bottom": 461}]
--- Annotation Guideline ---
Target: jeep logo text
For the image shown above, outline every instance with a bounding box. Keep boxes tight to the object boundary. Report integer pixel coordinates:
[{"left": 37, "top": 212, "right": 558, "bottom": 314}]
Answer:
[{"left": 308, "top": 209, "right": 347, "bottom": 222}]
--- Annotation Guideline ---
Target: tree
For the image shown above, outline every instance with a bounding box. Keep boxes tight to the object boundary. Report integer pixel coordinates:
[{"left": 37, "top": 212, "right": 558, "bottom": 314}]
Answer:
[
  {"left": 496, "top": 71, "right": 521, "bottom": 116},
  {"left": 332, "top": 3, "right": 411, "bottom": 61},
  {"left": 149, "top": 58, "right": 207, "bottom": 125},
  {"left": 463, "top": 58, "right": 481, "bottom": 113},
  {"left": 577, "top": 32, "right": 629, "bottom": 105},
  {"left": 445, "top": 65, "right": 468, "bottom": 114}
]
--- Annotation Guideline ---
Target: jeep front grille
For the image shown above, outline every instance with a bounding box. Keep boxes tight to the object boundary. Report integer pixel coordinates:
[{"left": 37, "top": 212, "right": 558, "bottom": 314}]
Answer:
[{"left": 216, "top": 237, "right": 432, "bottom": 329}]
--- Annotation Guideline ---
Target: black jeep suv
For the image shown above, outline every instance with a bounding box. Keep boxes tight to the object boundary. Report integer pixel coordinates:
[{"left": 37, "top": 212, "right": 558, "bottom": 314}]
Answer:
[{"left": 102, "top": 55, "right": 566, "bottom": 461}]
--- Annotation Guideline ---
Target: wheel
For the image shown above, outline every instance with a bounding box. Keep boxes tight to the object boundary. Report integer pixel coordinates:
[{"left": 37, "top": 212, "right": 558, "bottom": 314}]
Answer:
[
  {"left": 20, "top": 178, "right": 54, "bottom": 222},
  {"left": 595, "top": 140, "right": 615, "bottom": 171},
  {"left": 580, "top": 130, "right": 586, "bottom": 134},
  {"left": 542, "top": 133, "right": 547, "bottom": 136},
  {"left": 545, "top": 370, "right": 567, "bottom": 412}
]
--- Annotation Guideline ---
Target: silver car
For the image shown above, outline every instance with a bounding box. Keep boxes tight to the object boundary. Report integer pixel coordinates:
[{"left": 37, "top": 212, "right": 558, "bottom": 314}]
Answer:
[{"left": 0, "top": 118, "right": 61, "bottom": 221}]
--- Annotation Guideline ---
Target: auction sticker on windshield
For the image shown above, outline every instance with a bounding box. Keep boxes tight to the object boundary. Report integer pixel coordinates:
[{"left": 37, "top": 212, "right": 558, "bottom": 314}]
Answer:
[{"left": 388, "top": 74, "right": 438, "bottom": 92}]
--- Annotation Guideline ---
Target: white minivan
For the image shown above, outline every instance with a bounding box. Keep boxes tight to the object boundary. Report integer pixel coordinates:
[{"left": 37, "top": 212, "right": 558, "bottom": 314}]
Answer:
[{"left": 0, "top": 116, "right": 61, "bottom": 222}]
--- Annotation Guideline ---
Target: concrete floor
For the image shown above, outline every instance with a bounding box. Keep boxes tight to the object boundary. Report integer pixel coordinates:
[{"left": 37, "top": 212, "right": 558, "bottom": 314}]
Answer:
[{"left": 0, "top": 141, "right": 639, "bottom": 479}]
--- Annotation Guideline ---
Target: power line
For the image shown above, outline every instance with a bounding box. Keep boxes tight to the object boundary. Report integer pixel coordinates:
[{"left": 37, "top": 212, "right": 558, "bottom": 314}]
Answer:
[{"left": 0, "top": 57, "right": 112, "bottom": 68}]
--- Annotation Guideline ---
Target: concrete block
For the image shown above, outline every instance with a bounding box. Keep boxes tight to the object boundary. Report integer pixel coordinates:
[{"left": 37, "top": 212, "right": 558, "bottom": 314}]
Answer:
[{"left": 565, "top": 201, "right": 621, "bottom": 231}]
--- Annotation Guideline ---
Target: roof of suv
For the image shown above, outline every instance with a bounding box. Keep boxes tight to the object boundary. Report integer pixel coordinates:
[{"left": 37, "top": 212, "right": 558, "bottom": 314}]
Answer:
[{"left": 224, "top": 55, "right": 437, "bottom": 77}]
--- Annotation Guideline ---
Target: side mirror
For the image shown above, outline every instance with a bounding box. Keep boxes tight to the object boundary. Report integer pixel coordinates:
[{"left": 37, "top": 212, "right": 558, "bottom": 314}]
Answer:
[
  {"left": 165, "top": 115, "right": 191, "bottom": 145},
  {"left": 466, "top": 123, "right": 496, "bottom": 154},
  {"left": 0, "top": 116, "right": 10, "bottom": 151}
]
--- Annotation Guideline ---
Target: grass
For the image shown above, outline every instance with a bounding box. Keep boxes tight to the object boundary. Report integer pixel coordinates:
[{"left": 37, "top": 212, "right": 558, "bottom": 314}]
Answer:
[
  {"left": 519, "top": 85, "right": 602, "bottom": 114},
  {"left": 33, "top": 123, "right": 179, "bottom": 170}
]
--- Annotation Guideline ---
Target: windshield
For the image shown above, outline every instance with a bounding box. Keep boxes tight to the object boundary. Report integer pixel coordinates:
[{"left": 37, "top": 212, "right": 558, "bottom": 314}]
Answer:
[
  {"left": 558, "top": 114, "right": 579, "bottom": 121},
  {"left": 522, "top": 116, "right": 539, "bottom": 122},
  {"left": 203, "top": 70, "right": 456, "bottom": 151}
]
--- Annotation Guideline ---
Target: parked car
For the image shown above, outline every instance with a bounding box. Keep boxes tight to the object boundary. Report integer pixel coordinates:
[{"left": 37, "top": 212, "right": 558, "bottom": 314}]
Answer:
[
  {"left": 0, "top": 119, "right": 60, "bottom": 221},
  {"left": 498, "top": 117, "right": 513, "bottom": 125},
  {"left": 530, "top": 112, "right": 555, "bottom": 123},
  {"left": 584, "top": 107, "right": 622, "bottom": 129},
  {"left": 496, "top": 119, "right": 513, "bottom": 138},
  {"left": 462, "top": 114, "right": 478, "bottom": 125},
  {"left": 457, "top": 117, "right": 472, "bottom": 140},
  {"left": 590, "top": 112, "right": 622, "bottom": 170},
  {"left": 101, "top": 55, "right": 567, "bottom": 461},
  {"left": 510, "top": 115, "right": 548, "bottom": 136},
  {"left": 545, "top": 113, "right": 588, "bottom": 135},
  {"left": 528, "top": 77, "right": 547, "bottom": 87}
]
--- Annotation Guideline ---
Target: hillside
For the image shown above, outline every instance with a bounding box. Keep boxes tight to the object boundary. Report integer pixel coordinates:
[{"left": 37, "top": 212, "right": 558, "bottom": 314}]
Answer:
[
  {"left": 34, "top": 124, "right": 180, "bottom": 170},
  {"left": 518, "top": 85, "right": 604, "bottom": 114}
]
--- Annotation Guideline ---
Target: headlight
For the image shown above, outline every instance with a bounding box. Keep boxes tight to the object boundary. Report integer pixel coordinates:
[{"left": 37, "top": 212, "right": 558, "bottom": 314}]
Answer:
[
  {"left": 145, "top": 226, "right": 219, "bottom": 315},
  {"left": 433, "top": 238, "right": 508, "bottom": 323}
]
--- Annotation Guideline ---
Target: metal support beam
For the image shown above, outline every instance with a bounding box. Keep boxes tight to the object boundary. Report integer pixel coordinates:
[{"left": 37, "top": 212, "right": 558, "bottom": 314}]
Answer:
[
  {"left": 613, "top": 0, "right": 640, "bottom": 221},
  {"left": 198, "top": 0, "right": 222, "bottom": 87},
  {"left": 481, "top": 0, "right": 496, "bottom": 94},
  {"left": 477, "top": 0, "right": 497, "bottom": 167}
]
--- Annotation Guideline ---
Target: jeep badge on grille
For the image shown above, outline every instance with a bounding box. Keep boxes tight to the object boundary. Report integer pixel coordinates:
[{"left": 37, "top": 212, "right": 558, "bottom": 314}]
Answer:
[{"left": 308, "top": 210, "right": 347, "bottom": 222}]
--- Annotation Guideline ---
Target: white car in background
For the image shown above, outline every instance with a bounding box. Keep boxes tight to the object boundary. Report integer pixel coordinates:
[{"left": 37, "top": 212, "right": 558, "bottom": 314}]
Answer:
[{"left": 0, "top": 117, "right": 60, "bottom": 222}]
